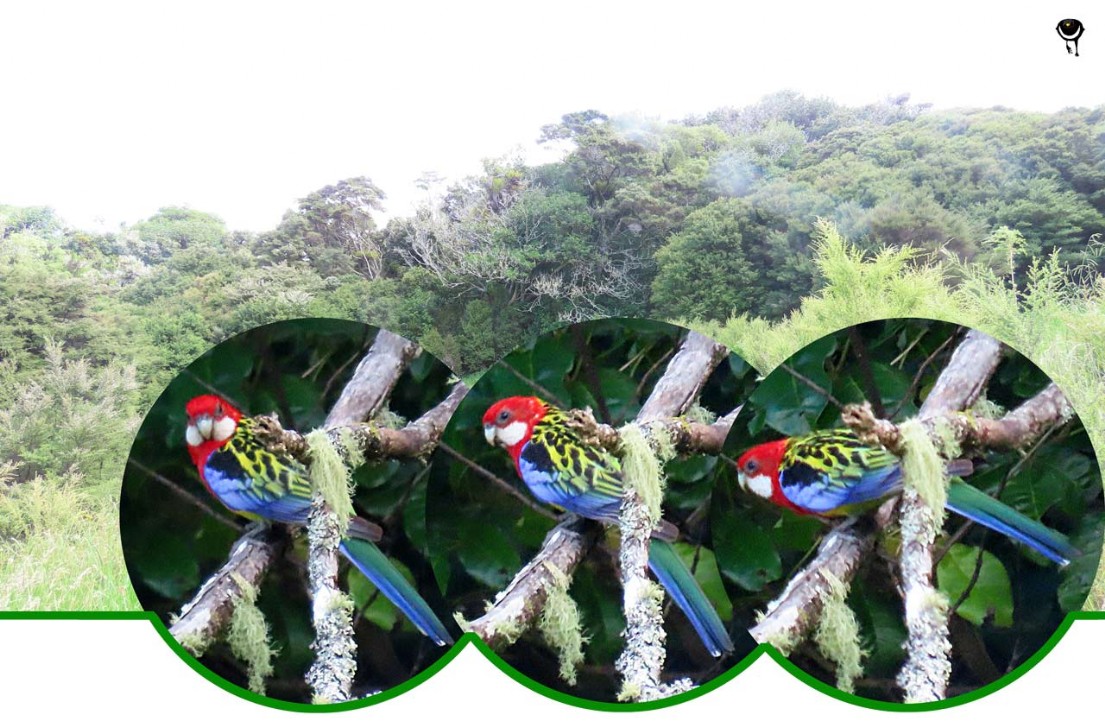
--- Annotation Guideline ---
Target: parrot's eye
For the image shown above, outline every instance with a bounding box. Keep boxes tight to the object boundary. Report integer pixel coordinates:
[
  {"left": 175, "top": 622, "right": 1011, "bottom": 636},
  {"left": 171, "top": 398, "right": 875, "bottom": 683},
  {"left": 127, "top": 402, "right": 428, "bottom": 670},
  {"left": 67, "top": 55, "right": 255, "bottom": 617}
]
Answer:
[
  {"left": 215, "top": 403, "right": 224, "bottom": 417},
  {"left": 497, "top": 409, "right": 511, "bottom": 424},
  {"left": 744, "top": 460, "right": 758, "bottom": 474}
]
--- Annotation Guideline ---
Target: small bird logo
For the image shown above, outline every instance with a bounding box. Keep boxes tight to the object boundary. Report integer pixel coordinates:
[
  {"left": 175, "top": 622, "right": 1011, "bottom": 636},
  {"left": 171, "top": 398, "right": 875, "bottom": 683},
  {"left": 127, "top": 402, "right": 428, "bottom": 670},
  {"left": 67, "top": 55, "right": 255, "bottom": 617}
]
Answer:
[{"left": 1057, "top": 19, "right": 1085, "bottom": 56}]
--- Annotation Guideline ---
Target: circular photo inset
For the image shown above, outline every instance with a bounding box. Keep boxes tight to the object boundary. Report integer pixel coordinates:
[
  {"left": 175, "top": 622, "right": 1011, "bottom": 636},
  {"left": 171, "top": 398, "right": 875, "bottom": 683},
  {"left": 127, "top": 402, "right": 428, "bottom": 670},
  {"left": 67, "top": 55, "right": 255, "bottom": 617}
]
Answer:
[
  {"left": 121, "top": 319, "right": 459, "bottom": 705},
  {"left": 715, "top": 319, "right": 1103, "bottom": 704},
  {"left": 426, "top": 318, "right": 759, "bottom": 703}
]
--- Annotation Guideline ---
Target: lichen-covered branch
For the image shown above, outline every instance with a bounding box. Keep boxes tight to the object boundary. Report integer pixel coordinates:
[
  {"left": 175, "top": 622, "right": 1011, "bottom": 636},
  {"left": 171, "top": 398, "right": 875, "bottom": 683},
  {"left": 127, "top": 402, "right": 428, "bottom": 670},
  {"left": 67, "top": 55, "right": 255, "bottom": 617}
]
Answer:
[
  {"left": 615, "top": 424, "right": 692, "bottom": 702},
  {"left": 749, "top": 519, "right": 876, "bottom": 651},
  {"left": 305, "top": 486, "right": 357, "bottom": 703},
  {"left": 304, "top": 330, "right": 419, "bottom": 703},
  {"left": 465, "top": 517, "right": 601, "bottom": 649},
  {"left": 170, "top": 526, "right": 282, "bottom": 654},
  {"left": 897, "top": 330, "right": 1001, "bottom": 703},
  {"left": 565, "top": 407, "right": 739, "bottom": 458},
  {"left": 252, "top": 380, "right": 469, "bottom": 465},
  {"left": 844, "top": 382, "right": 1074, "bottom": 458},
  {"left": 616, "top": 331, "right": 727, "bottom": 702}
]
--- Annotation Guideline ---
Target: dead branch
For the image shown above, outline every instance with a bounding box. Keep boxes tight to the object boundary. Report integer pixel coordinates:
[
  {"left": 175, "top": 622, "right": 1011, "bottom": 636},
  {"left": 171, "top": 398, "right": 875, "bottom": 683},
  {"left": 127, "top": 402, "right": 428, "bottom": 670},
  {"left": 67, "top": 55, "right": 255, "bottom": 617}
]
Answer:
[
  {"left": 169, "top": 526, "right": 283, "bottom": 653},
  {"left": 749, "top": 519, "right": 876, "bottom": 650},
  {"left": 465, "top": 517, "right": 601, "bottom": 650},
  {"left": 637, "top": 332, "right": 728, "bottom": 422},
  {"left": 324, "top": 330, "right": 420, "bottom": 427}
]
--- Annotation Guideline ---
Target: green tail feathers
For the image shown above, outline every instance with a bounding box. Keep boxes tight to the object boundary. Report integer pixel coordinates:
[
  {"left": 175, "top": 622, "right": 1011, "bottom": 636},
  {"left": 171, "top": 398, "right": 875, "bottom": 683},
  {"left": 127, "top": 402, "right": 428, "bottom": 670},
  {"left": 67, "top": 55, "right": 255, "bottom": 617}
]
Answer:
[
  {"left": 647, "top": 539, "right": 733, "bottom": 657},
  {"left": 946, "top": 482, "right": 1078, "bottom": 566},
  {"left": 340, "top": 537, "right": 454, "bottom": 646}
]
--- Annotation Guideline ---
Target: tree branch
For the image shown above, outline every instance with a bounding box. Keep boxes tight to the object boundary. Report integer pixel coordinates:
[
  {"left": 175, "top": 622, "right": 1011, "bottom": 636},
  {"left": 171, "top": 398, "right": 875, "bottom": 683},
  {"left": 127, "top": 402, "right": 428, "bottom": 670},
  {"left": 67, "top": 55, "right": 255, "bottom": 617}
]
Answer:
[
  {"left": 749, "top": 518, "right": 877, "bottom": 650},
  {"left": 306, "top": 330, "right": 418, "bottom": 702},
  {"left": 617, "top": 331, "right": 727, "bottom": 702},
  {"left": 881, "top": 329, "right": 1001, "bottom": 703},
  {"left": 465, "top": 517, "right": 601, "bottom": 649},
  {"left": 169, "top": 525, "right": 283, "bottom": 654},
  {"left": 251, "top": 380, "right": 469, "bottom": 465},
  {"left": 324, "top": 329, "right": 420, "bottom": 427}
]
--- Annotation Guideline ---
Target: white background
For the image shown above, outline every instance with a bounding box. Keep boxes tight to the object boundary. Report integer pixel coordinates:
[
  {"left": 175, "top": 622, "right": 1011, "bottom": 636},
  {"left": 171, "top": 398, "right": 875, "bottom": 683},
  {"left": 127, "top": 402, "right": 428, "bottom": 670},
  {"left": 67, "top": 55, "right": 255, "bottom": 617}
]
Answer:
[
  {"left": 2, "top": 1, "right": 1103, "bottom": 231},
  {"left": 2, "top": 0, "right": 1103, "bottom": 721},
  {"left": 0, "top": 619, "right": 1101, "bottom": 722}
]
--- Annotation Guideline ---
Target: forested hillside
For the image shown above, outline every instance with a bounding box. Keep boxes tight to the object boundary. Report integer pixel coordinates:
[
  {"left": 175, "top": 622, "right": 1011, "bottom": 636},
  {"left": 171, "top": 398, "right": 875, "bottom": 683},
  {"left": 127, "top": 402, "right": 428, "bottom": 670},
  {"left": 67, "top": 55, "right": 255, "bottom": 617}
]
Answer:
[{"left": 1, "top": 93, "right": 1103, "bottom": 609}]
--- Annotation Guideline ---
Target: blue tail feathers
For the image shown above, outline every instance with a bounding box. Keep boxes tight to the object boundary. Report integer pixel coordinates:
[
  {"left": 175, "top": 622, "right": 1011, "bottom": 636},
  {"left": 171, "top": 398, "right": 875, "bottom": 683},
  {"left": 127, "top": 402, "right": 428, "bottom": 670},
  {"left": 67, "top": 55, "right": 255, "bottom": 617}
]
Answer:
[
  {"left": 647, "top": 539, "right": 733, "bottom": 657},
  {"left": 340, "top": 537, "right": 454, "bottom": 646},
  {"left": 946, "top": 481, "right": 1079, "bottom": 566}
]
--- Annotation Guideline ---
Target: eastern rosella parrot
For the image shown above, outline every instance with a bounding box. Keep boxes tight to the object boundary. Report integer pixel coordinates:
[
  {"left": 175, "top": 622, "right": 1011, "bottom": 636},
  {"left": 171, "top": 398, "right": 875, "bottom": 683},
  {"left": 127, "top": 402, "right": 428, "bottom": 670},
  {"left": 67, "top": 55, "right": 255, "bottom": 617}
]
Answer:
[
  {"left": 184, "top": 394, "right": 454, "bottom": 645},
  {"left": 736, "top": 429, "right": 1077, "bottom": 565},
  {"left": 482, "top": 395, "right": 734, "bottom": 657}
]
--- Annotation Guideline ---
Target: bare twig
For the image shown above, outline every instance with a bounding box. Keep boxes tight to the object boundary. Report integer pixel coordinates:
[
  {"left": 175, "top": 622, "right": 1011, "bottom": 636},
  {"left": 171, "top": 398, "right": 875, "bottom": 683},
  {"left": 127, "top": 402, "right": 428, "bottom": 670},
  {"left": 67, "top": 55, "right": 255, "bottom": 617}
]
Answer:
[
  {"left": 128, "top": 458, "right": 243, "bottom": 531},
  {"left": 438, "top": 443, "right": 558, "bottom": 520}
]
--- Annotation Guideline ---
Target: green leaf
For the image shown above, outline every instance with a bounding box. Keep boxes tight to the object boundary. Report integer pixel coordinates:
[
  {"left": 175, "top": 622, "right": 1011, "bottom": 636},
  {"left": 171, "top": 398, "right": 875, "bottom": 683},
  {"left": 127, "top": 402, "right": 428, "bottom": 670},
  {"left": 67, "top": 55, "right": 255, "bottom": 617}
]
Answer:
[
  {"left": 1057, "top": 515, "right": 1104, "bottom": 611},
  {"left": 748, "top": 335, "right": 835, "bottom": 436},
  {"left": 937, "top": 544, "right": 1013, "bottom": 627},
  {"left": 1003, "top": 448, "right": 1090, "bottom": 519},
  {"left": 347, "top": 566, "right": 399, "bottom": 632},
  {"left": 457, "top": 521, "right": 522, "bottom": 589},
  {"left": 711, "top": 507, "right": 782, "bottom": 590}
]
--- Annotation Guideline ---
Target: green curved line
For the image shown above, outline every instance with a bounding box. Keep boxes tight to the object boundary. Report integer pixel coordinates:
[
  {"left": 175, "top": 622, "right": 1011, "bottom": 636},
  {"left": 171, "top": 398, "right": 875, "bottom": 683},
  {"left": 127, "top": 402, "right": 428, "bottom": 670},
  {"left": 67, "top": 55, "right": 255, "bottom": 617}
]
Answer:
[{"left": 0, "top": 610, "right": 1101, "bottom": 710}]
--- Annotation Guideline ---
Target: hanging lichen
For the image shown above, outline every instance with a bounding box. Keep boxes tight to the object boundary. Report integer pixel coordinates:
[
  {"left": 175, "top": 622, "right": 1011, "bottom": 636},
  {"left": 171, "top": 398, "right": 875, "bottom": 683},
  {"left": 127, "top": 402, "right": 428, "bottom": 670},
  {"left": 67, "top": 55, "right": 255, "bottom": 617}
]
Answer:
[
  {"left": 618, "top": 422, "right": 674, "bottom": 523},
  {"left": 306, "top": 429, "right": 354, "bottom": 532},
  {"left": 898, "top": 419, "right": 947, "bottom": 515},
  {"left": 227, "top": 573, "right": 276, "bottom": 694},
  {"left": 813, "top": 570, "right": 867, "bottom": 694},
  {"left": 537, "top": 563, "right": 587, "bottom": 686}
]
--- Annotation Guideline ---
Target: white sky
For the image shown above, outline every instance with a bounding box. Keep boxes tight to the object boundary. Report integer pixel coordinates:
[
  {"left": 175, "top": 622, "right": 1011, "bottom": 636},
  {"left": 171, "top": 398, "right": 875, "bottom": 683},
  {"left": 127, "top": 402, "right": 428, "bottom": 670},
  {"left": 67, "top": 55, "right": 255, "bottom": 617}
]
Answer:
[{"left": 1, "top": 1, "right": 1102, "bottom": 232}]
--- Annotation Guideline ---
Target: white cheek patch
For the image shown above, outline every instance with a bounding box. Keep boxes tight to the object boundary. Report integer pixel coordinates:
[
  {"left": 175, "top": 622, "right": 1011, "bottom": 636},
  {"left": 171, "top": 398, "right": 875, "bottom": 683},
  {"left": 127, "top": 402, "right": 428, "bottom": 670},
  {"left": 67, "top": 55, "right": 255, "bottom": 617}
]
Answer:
[
  {"left": 212, "top": 416, "right": 237, "bottom": 442},
  {"left": 743, "top": 473, "right": 774, "bottom": 500},
  {"left": 185, "top": 424, "right": 204, "bottom": 447},
  {"left": 496, "top": 421, "right": 528, "bottom": 447}
]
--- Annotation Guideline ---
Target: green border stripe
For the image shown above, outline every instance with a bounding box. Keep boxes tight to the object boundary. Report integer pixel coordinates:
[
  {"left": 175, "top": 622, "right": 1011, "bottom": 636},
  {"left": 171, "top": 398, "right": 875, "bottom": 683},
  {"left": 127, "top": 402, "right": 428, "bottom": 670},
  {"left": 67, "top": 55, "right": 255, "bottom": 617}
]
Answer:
[{"left": 0, "top": 610, "right": 1101, "bottom": 712}]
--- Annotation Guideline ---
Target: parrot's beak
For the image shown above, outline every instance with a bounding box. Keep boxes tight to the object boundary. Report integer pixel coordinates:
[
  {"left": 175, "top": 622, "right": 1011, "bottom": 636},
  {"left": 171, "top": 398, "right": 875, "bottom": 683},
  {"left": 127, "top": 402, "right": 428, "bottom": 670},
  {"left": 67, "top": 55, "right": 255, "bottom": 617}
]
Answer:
[
  {"left": 483, "top": 424, "right": 497, "bottom": 446},
  {"left": 195, "top": 413, "right": 214, "bottom": 439},
  {"left": 736, "top": 472, "right": 746, "bottom": 490}
]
